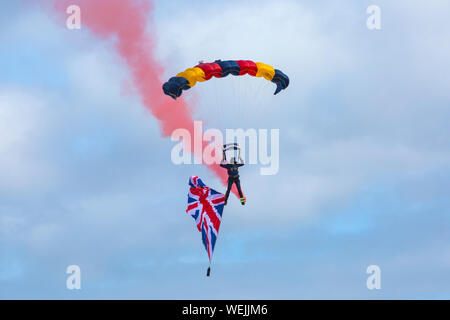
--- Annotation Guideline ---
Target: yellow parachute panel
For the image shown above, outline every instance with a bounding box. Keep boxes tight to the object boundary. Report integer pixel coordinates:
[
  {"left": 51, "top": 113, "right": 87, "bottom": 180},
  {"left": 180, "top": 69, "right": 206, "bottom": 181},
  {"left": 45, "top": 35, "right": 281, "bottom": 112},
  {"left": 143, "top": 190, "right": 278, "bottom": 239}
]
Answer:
[
  {"left": 255, "top": 62, "right": 275, "bottom": 81},
  {"left": 176, "top": 67, "right": 206, "bottom": 87}
]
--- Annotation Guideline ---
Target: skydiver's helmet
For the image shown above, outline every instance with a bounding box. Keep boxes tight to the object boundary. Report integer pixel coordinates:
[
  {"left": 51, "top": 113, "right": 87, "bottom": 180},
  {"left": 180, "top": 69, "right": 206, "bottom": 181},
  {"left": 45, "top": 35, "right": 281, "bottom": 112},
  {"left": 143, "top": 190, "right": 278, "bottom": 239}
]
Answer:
[{"left": 230, "top": 157, "right": 236, "bottom": 164}]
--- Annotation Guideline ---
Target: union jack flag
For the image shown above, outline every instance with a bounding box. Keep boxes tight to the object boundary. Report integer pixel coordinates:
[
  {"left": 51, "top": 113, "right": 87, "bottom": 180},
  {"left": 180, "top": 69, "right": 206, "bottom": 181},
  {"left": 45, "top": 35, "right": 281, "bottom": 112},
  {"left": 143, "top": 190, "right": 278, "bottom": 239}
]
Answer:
[{"left": 186, "top": 176, "right": 225, "bottom": 264}]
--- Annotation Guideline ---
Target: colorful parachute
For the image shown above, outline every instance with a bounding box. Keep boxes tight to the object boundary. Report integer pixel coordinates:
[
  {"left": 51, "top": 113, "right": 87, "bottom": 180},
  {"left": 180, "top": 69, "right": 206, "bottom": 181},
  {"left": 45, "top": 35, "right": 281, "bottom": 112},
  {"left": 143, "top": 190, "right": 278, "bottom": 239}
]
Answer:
[{"left": 163, "top": 60, "right": 289, "bottom": 99}]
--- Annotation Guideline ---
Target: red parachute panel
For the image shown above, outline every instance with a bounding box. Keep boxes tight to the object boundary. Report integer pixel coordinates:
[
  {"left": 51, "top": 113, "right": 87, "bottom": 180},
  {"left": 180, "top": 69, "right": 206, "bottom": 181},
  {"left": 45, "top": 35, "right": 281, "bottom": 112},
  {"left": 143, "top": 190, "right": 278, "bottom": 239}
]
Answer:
[
  {"left": 236, "top": 60, "right": 258, "bottom": 76},
  {"left": 195, "top": 63, "right": 223, "bottom": 80}
]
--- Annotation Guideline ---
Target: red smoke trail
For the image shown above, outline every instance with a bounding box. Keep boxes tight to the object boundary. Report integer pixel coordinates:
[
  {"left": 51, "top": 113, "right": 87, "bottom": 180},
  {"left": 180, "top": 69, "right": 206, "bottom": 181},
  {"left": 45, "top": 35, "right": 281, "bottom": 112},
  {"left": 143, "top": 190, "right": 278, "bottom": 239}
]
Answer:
[{"left": 52, "top": 0, "right": 239, "bottom": 197}]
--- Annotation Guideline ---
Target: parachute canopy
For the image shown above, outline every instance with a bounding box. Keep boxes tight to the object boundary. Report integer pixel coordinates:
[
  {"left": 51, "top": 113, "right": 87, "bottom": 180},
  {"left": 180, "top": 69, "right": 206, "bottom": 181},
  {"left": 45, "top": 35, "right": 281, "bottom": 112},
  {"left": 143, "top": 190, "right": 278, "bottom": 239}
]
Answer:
[{"left": 163, "top": 60, "right": 289, "bottom": 99}]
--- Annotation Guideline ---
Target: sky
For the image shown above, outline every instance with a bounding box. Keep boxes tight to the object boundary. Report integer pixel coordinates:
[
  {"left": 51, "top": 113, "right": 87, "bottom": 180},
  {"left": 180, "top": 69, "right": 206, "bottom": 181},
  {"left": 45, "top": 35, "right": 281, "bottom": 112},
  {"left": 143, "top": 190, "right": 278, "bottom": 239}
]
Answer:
[{"left": 0, "top": 0, "right": 450, "bottom": 299}]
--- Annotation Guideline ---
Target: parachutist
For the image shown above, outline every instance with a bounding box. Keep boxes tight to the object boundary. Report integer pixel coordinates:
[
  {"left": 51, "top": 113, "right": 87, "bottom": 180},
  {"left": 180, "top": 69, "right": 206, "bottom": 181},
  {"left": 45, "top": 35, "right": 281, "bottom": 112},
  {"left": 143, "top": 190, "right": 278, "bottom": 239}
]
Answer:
[{"left": 220, "top": 148, "right": 246, "bottom": 205}]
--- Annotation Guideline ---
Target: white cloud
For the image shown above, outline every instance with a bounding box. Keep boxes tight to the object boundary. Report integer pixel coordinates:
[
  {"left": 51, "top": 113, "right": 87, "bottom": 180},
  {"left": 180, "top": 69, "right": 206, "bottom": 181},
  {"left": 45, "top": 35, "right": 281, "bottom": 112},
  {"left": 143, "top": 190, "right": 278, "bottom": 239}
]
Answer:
[{"left": 0, "top": 89, "right": 57, "bottom": 192}]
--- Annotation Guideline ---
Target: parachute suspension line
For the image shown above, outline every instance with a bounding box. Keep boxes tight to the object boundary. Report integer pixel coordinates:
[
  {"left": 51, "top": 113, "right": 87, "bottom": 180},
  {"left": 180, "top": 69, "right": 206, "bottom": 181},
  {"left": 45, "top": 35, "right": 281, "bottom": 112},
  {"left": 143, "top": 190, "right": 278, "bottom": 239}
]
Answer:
[
  {"left": 232, "top": 77, "right": 239, "bottom": 127},
  {"left": 227, "top": 80, "right": 232, "bottom": 131},
  {"left": 239, "top": 77, "right": 247, "bottom": 124},
  {"left": 240, "top": 77, "right": 261, "bottom": 136},
  {"left": 245, "top": 77, "right": 255, "bottom": 125},
  {"left": 220, "top": 80, "right": 224, "bottom": 131},
  {"left": 218, "top": 81, "right": 224, "bottom": 132},
  {"left": 214, "top": 79, "right": 224, "bottom": 133},
  {"left": 257, "top": 82, "right": 269, "bottom": 128},
  {"left": 237, "top": 78, "right": 242, "bottom": 125},
  {"left": 214, "top": 80, "right": 222, "bottom": 132},
  {"left": 238, "top": 79, "right": 243, "bottom": 125},
  {"left": 251, "top": 79, "right": 267, "bottom": 124},
  {"left": 240, "top": 78, "right": 246, "bottom": 125},
  {"left": 260, "top": 81, "right": 275, "bottom": 127},
  {"left": 239, "top": 78, "right": 246, "bottom": 126}
]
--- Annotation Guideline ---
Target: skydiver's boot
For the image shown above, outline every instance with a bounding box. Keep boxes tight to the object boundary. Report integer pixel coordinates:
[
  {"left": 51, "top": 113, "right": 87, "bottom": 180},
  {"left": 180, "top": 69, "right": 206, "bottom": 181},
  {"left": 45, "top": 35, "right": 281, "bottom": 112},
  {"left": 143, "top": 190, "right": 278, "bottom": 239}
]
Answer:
[{"left": 240, "top": 197, "right": 246, "bottom": 205}]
